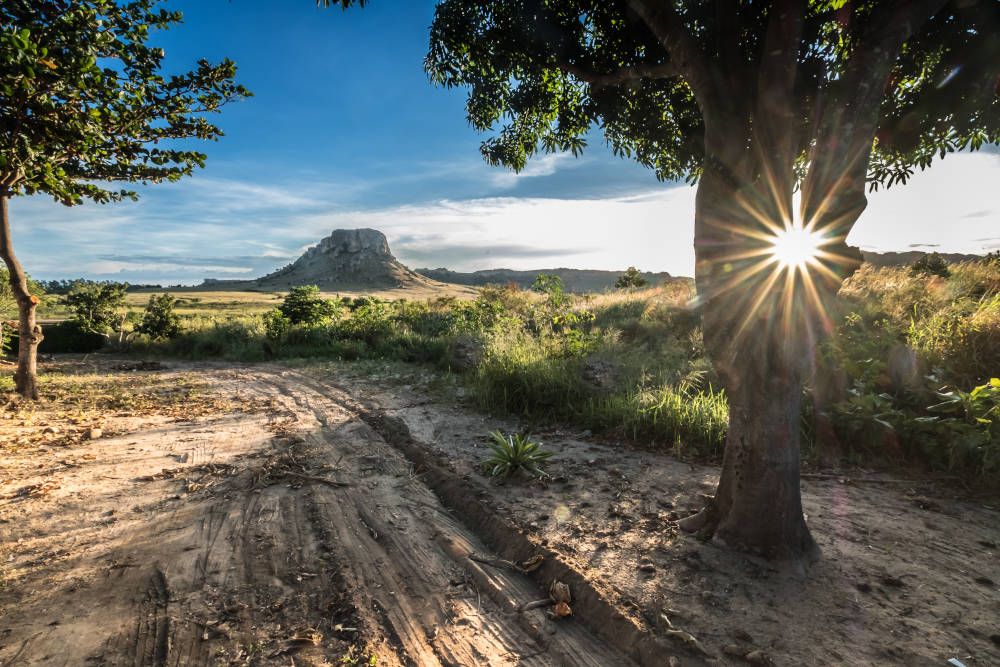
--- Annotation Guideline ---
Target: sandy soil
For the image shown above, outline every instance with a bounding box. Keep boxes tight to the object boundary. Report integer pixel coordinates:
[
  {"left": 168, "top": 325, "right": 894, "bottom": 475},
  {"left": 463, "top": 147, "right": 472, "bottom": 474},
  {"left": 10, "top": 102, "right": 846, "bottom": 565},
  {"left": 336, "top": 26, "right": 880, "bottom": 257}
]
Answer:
[
  {"left": 1, "top": 359, "right": 997, "bottom": 666},
  {"left": 0, "top": 361, "right": 629, "bottom": 666}
]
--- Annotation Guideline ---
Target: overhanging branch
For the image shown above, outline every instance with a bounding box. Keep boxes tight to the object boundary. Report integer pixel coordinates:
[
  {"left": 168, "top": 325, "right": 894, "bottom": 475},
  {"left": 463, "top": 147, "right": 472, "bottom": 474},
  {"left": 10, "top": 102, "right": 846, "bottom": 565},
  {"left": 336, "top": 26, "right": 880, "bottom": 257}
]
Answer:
[{"left": 562, "top": 61, "right": 678, "bottom": 88}]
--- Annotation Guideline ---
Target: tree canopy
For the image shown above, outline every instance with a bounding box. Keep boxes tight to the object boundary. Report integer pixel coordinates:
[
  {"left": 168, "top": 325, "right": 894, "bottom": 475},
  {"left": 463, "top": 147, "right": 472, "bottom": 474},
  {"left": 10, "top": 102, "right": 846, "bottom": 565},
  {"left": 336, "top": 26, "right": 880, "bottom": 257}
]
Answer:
[
  {"left": 0, "top": 0, "right": 250, "bottom": 204},
  {"left": 419, "top": 0, "right": 996, "bottom": 192}
]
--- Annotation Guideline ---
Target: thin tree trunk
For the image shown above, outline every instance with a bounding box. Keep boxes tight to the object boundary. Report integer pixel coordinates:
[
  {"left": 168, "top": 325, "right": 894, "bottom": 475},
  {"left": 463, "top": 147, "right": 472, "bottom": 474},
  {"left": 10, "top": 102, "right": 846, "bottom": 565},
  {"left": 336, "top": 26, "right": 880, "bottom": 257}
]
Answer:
[{"left": 0, "top": 193, "right": 42, "bottom": 400}]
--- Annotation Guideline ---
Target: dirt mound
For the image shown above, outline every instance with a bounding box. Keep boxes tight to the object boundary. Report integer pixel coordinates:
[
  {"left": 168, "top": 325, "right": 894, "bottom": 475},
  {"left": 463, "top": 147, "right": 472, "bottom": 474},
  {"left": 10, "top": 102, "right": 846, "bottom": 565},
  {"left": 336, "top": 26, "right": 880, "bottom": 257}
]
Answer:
[{"left": 203, "top": 228, "right": 440, "bottom": 291}]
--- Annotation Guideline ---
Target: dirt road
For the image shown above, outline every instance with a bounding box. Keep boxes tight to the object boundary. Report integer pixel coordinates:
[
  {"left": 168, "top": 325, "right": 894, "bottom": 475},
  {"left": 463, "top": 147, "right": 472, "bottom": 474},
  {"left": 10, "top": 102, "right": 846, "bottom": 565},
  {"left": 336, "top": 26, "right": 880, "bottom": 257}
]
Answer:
[
  {"left": 0, "top": 363, "right": 639, "bottom": 666},
  {"left": 1, "top": 360, "right": 998, "bottom": 666}
]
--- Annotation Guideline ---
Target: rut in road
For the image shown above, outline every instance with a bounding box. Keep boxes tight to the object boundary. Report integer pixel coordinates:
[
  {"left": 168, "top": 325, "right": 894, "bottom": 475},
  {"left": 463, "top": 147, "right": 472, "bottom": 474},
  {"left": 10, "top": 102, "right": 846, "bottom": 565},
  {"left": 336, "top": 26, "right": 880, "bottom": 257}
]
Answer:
[{"left": 231, "top": 366, "right": 637, "bottom": 666}]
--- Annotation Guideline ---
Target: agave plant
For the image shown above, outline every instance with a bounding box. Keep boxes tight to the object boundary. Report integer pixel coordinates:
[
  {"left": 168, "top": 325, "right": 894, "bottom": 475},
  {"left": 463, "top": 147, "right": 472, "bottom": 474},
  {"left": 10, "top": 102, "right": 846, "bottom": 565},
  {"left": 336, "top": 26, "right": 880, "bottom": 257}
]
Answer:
[{"left": 482, "top": 430, "right": 553, "bottom": 480}]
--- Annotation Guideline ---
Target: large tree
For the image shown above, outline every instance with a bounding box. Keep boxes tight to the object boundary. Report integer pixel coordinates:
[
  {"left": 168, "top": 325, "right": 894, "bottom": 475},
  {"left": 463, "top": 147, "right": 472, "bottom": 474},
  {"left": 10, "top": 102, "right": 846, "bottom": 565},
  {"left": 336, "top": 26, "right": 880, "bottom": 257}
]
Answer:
[
  {"left": 0, "top": 0, "right": 249, "bottom": 399},
  {"left": 328, "top": 0, "right": 999, "bottom": 561}
]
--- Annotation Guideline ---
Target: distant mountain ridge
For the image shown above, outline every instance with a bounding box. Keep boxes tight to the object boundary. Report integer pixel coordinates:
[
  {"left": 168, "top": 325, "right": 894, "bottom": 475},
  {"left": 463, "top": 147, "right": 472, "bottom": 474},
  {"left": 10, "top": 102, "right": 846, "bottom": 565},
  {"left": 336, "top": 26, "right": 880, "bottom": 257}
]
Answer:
[
  {"left": 859, "top": 250, "right": 987, "bottom": 267},
  {"left": 415, "top": 267, "right": 676, "bottom": 293},
  {"left": 193, "top": 228, "right": 992, "bottom": 293}
]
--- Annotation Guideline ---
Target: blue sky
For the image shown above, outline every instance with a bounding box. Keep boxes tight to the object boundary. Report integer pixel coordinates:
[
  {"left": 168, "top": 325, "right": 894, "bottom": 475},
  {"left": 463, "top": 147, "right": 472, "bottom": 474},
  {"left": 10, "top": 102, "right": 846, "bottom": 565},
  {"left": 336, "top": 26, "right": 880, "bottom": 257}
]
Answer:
[{"left": 10, "top": 0, "right": 1000, "bottom": 285}]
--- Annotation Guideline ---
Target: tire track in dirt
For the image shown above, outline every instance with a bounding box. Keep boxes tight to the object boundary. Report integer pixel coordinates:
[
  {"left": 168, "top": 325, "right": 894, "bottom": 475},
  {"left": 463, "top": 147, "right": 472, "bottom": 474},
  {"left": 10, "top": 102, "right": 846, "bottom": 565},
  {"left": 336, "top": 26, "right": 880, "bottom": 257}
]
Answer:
[
  {"left": 243, "top": 366, "right": 637, "bottom": 667},
  {"left": 242, "top": 366, "right": 690, "bottom": 667}
]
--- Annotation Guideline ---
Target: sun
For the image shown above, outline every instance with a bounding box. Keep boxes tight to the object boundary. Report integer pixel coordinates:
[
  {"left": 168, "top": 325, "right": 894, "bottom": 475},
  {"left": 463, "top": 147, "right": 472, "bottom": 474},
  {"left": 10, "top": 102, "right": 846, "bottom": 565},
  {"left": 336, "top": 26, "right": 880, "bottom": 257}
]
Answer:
[{"left": 770, "top": 224, "right": 825, "bottom": 270}]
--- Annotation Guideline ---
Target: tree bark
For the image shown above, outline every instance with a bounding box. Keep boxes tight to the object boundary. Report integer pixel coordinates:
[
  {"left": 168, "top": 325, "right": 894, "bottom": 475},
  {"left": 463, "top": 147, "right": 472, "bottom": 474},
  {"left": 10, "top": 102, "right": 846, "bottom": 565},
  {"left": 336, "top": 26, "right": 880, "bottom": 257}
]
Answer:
[
  {"left": 681, "top": 152, "right": 822, "bottom": 561},
  {"left": 0, "top": 193, "right": 42, "bottom": 400}
]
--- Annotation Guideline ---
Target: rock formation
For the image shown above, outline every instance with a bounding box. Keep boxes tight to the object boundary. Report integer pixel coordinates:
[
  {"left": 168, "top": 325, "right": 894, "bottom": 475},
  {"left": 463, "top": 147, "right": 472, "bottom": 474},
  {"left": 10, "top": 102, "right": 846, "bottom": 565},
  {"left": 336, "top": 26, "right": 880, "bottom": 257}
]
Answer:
[{"left": 202, "top": 229, "right": 437, "bottom": 290}]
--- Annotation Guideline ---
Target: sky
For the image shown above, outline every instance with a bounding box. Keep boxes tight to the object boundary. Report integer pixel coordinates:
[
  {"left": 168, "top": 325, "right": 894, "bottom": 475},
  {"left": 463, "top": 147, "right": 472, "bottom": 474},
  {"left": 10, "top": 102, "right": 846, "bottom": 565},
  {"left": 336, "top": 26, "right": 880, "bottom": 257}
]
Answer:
[{"left": 9, "top": 0, "right": 1000, "bottom": 285}]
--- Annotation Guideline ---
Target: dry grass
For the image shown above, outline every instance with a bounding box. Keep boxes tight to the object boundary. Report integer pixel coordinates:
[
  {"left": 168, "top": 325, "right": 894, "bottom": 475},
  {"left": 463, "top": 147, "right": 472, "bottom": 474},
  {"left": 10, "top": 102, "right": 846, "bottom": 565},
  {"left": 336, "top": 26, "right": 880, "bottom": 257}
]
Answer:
[
  {"left": 126, "top": 284, "right": 480, "bottom": 317},
  {"left": 0, "top": 360, "right": 263, "bottom": 452}
]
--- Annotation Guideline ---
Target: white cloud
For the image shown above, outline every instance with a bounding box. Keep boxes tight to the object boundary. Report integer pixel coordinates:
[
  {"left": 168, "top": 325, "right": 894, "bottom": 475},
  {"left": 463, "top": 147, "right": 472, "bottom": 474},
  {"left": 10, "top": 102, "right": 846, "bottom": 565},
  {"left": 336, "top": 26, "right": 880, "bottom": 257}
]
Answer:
[
  {"left": 849, "top": 151, "right": 1000, "bottom": 253},
  {"left": 293, "top": 188, "right": 697, "bottom": 274},
  {"left": 489, "top": 153, "right": 584, "bottom": 189}
]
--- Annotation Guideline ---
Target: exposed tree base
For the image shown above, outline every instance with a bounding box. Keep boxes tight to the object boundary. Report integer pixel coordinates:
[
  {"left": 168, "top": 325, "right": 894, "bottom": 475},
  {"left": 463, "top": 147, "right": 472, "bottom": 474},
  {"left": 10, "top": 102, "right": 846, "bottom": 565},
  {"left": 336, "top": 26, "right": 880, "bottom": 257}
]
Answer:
[{"left": 679, "top": 504, "right": 821, "bottom": 568}]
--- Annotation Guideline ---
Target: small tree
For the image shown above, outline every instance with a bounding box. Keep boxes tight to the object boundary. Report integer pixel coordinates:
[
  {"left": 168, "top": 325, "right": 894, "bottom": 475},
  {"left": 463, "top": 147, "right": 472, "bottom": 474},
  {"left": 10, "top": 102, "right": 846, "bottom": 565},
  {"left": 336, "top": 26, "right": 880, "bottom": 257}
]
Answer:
[
  {"left": 0, "top": 1, "right": 249, "bottom": 398},
  {"left": 910, "top": 252, "right": 951, "bottom": 278},
  {"left": 65, "top": 281, "right": 128, "bottom": 334},
  {"left": 279, "top": 285, "right": 338, "bottom": 325},
  {"left": 137, "top": 294, "right": 181, "bottom": 340},
  {"left": 614, "top": 267, "right": 649, "bottom": 290}
]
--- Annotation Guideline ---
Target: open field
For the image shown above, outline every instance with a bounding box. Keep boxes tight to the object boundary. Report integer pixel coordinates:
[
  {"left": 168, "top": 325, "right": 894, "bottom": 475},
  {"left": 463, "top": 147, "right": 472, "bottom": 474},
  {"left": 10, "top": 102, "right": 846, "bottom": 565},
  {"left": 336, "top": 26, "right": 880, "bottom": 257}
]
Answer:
[
  {"left": 124, "top": 284, "right": 480, "bottom": 316},
  {"left": 1, "top": 358, "right": 997, "bottom": 665}
]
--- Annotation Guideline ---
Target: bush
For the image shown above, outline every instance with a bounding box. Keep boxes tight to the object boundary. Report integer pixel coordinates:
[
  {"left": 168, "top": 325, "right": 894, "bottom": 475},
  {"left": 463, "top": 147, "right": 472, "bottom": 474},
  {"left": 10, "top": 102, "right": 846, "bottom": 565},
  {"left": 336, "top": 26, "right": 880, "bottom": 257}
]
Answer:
[
  {"left": 137, "top": 294, "right": 181, "bottom": 339},
  {"left": 262, "top": 308, "right": 291, "bottom": 339},
  {"left": 65, "top": 281, "right": 128, "bottom": 333},
  {"left": 37, "top": 320, "right": 107, "bottom": 353},
  {"left": 279, "top": 285, "right": 338, "bottom": 325},
  {"left": 614, "top": 266, "right": 648, "bottom": 289},
  {"left": 910, "top": 252, "right": 951, "bottom": 278}
]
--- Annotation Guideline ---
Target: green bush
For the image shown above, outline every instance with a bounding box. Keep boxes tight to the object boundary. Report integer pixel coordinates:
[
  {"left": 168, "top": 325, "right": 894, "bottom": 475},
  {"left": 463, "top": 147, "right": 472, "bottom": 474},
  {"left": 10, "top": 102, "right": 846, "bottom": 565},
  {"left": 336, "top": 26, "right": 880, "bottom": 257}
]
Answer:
[
  {"left": 910, "top": 252, "right": 951, "bottom": 278},
  {"left": 65, "top": 281, "right": 128, "bottom": 333},
  {"left": 279, "top": 285, "right": 338, "bottom": 325},
  {"left": 137, "top": 294, "right": 181, "bottom": 339},
  {"left": 614, "top": 266, "right": 648, "bottom": 289},
  {"left": 38, "top": 320, "right": 107, "bottom": 353}
]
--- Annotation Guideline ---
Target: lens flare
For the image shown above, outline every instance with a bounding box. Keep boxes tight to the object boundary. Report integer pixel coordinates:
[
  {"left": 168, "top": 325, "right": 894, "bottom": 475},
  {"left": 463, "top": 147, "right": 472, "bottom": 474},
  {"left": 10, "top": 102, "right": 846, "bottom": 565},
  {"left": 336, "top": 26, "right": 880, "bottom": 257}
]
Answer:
[{"left": 770, "top": 224, "right": 825, "bottom": 270}]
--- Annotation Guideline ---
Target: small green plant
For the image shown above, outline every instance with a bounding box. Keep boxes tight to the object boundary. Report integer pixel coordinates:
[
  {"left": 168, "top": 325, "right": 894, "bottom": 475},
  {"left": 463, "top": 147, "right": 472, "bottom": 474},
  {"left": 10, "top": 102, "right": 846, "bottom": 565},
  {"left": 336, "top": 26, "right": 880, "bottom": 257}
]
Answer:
[{"left": 482, "top": 430, "right": 553, "bottom": 479}]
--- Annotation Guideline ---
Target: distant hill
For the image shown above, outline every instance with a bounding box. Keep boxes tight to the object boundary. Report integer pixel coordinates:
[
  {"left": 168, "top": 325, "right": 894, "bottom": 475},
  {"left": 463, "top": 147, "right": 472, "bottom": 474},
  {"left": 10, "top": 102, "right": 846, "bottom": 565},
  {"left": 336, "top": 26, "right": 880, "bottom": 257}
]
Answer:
[
  {"left": 860, "top": 250, "right": 987, "bottom": 267},
  {"left": 200, "top": 228, "right": 442, "bottom": 291},
  {"left": 415, "top": 267, "right": 676, "bottom": 293}
]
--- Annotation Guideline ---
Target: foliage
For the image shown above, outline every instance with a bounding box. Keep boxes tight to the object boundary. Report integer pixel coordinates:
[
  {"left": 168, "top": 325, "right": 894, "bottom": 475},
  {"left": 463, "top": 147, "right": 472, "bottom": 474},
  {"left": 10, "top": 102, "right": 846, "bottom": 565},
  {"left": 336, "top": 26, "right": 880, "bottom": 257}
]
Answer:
[
  {"left": 614, "top": 267, "right": 648, "bottom": 290},
  {"left": 65, "top": 281, "right": 128, "bottom": 334},
  {"left": 910, "top": 252, "right": 951, "bottom": 278},
  {"left": 422, "top": 1, "right": 998, "bottom": 187},
  {"left": 145, "top": 260, "right": 1000, "bottom": 484},
  {"left": 136, "top": 294, "right": 180, "bottom": 340},
  {"left": 0, "top": 1, "right": 250, "bottom": 205},
  {"left": 279, "top": 286, "right": 338, "bottom": 325},
  {"left": 482, "top": 431, "right": 553, "bottom": 480},
  {"left": 262, "top": 308, "right": 291, "bottom": 340},
  {"left": 0, "top": 267, "right": 43, "bottom": 319},
  {"left": 38, "top": 320, "right": 105, "bottom": 353}
]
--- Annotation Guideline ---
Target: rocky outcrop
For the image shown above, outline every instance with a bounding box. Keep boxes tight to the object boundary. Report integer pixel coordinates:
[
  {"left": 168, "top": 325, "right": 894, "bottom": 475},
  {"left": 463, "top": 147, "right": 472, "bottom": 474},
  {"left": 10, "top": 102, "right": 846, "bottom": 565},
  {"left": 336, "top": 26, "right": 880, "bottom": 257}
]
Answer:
[{"left": 203, "top": 229, "right": 437, "bottom": 290}]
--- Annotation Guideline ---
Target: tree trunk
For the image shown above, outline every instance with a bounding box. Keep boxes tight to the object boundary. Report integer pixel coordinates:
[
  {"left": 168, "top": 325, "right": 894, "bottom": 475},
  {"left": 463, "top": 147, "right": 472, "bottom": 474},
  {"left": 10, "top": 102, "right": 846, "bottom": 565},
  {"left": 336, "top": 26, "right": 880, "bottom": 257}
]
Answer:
[
  {"left": 681, "top": 152, "right": 824, "bottom": 562},
  {"left": 0, "top": 194, "right": 42, "bottom": 400}
]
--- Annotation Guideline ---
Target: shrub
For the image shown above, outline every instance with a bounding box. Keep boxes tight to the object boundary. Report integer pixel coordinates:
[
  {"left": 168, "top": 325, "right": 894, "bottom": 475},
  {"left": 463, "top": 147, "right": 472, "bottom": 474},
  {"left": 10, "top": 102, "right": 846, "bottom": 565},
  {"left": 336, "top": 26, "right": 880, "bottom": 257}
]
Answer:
[
  {"left": 38, "top": 320, "right": 106, "bottom": 353},
  {"left": 614, "top": 266, "right": 648, "bottom": 289},
  {"left": 65, "top": 281, "right": 128, "bottom": 333},
  {"left": 279, "top": 285, "right": 338, "bottom": 325},
  {"left": 136, "top": 294, "right": 181, "bottom": 339},
  {"left": 910, "top": 252, "right": 951, "bottom": 278},
  {"left": 262, "top": 308, "right": 291, "bottom": 339}
]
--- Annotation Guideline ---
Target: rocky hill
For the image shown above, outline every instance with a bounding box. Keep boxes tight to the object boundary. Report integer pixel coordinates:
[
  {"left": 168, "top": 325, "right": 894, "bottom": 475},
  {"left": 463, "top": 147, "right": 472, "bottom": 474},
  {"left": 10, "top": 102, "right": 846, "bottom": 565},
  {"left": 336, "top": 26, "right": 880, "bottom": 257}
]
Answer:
[
  {"left": 415, "top": 267, "right": 675, "bottom": 293},
  {"left": 201, "top": 228, "right": 439, "bottom": 291}
]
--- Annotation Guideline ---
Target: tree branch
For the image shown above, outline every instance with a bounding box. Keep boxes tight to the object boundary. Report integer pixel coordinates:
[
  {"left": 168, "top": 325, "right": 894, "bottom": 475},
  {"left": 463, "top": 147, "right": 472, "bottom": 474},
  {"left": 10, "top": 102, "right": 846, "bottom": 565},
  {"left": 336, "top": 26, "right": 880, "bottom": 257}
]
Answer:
[
  {"left": 625, "top": 0, "right": 720, "bottom": 112},
  {"left": 801, "top": 0, "right": 949, "bottom": 241},
  {"left": 561, "top": 61, "right": 678, "bottom": 88}
]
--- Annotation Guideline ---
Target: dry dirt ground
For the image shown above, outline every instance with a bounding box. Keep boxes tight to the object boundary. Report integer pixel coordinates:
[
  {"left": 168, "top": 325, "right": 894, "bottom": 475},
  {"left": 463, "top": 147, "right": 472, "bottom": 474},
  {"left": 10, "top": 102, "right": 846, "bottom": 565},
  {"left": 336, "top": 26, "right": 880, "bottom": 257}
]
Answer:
[{"left": 0, "top": 359, "right": 997, "bottom": 667}]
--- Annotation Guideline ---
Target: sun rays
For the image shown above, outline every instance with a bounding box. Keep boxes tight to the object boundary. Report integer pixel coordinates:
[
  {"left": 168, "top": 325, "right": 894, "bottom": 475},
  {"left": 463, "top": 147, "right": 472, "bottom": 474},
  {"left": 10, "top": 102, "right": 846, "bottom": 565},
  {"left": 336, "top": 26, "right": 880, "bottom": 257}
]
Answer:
[
  {"left": 693, "top": 183, "right": 865, "bottom": 354},
  {"left": 770, "top": 224, "right": 825, "bottom": 270}
]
